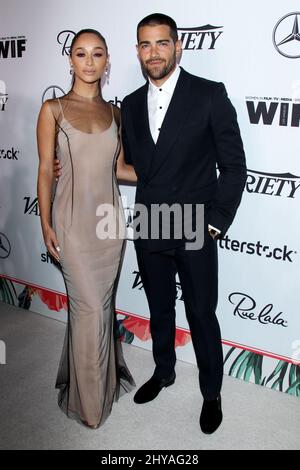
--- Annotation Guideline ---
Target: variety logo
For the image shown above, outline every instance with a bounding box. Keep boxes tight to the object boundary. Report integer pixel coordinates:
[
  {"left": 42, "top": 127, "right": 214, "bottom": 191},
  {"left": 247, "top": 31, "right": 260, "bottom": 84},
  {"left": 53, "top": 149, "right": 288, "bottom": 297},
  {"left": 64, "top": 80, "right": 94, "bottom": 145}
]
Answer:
[
  {"left": 246, "top": 170, "right": 300, "bottom": 199},
  {"left": 178, "top": 24, "right": 223, "bottom": 50},
  {"left": 57, "top": 30, "right": 75, "bottom": 56},
  {"left": 0, "top": 147, "right": 19, "bottom": 160},
  {"left": 229, "top": 292, "right": 288, "bottom": 327},
  {"left": 0, "top": 35, "right": 27, "bottom": 58},
  {"left": 246, "top": 95, "right": 300, "bottom": 127},
  {"left": 219, "top": 235, "right": 296, "bottom": 262},
  {"left": 0, "top": 233, "right": 11, "bottom": 259},
  {"left": 23, "top": 196, "right": 40, "bottom": 216},
  {"left": 132, "top": 270, "right": 184, "bottom": 301},
  {"left": 0, "top": 80, "right": 8, "bottom": 111},
  {"left": 42, "top": 86, "right": 65, "bottom": 103},
  {"left": 273, "top": 12, "right": 300, "bottom": 59}
]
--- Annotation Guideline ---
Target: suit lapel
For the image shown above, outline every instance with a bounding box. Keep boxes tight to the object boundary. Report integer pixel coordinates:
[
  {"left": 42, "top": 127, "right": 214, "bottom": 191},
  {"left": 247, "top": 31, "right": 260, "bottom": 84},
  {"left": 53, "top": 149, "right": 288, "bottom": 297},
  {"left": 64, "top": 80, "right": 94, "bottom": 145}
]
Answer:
[
  {"left": 148, "top": 68, "right": 192, "bottom": 179},
  {"left": 130, "top": 83, "right": 155, "bottom": 178}
]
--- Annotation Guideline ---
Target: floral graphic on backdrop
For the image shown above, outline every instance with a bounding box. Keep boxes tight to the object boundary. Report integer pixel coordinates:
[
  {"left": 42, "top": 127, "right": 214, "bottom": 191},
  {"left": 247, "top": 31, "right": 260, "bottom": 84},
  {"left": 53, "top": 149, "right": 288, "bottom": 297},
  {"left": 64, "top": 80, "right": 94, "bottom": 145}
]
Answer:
[{"left": 1, "top": 276, "right": 299, "bottom": 396}]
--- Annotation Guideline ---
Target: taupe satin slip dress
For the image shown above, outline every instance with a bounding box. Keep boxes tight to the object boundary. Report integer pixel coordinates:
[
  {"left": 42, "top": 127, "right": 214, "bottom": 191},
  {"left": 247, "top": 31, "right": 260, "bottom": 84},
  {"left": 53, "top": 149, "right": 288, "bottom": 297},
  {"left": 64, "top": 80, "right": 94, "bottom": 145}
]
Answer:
[{"left": 50, "top": 91, "right": 135, "bottom": 429}]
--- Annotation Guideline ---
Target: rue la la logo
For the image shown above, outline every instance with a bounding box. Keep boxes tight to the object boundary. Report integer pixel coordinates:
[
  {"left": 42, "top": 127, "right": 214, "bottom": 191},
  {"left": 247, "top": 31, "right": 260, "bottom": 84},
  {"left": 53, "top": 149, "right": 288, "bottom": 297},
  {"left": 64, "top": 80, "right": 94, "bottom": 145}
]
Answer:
[
  {"left": 57, "top": 30, "right": 75, "bottom": 55},
  {"left": 229, "top": 292, "right": 288, "bottom": 327}
]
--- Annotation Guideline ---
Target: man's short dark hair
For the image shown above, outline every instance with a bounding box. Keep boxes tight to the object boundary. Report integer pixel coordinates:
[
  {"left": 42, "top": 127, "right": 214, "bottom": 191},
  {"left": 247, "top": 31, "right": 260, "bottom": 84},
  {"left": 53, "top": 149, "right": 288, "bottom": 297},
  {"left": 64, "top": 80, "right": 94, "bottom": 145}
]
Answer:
[{"left": 137, "top": 13, "right": 178, "bottom": 43}]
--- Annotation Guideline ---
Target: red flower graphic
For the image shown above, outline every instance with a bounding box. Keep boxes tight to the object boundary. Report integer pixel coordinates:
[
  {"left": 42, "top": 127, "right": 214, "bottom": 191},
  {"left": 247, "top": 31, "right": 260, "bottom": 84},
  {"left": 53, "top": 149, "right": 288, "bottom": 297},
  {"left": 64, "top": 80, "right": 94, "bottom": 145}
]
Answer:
[
  {"left": 121, "top": 315, "right": 191, "bottom": 348},
  {"left": 36, "top": 288, "right": 68, "bottom": 312}
]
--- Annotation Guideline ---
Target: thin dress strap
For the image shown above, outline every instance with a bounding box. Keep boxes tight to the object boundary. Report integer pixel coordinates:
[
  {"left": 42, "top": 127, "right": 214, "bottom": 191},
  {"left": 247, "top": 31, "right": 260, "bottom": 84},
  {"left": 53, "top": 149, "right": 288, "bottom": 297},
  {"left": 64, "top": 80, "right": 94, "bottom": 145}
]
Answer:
[
  {"left": 110, "top": 102, "right": 115, "bottom": 124},
  {"left": 57, "top": 97, "right": 65, "bottom": 120}
]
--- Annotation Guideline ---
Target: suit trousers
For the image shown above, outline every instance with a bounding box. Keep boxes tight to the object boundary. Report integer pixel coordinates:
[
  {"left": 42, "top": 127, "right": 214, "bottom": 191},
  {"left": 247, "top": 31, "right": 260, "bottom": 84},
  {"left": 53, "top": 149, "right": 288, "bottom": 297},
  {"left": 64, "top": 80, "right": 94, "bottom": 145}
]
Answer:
[{"left": 135, "top": 233, "right": 223, "bottom": 400}]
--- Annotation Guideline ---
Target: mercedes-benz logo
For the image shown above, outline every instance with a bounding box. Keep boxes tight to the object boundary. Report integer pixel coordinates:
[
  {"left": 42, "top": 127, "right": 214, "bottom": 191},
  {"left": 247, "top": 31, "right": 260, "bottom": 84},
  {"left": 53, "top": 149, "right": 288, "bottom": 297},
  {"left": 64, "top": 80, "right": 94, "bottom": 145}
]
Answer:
[
  {"left": 0, "top": 233, "right": 11, "bottom": 259},
  {"left": 273, "top": 12, "right": 300, "bottom": 58},
  {"left": 42, "top": 86, "right": 65, "bottom": 103}
]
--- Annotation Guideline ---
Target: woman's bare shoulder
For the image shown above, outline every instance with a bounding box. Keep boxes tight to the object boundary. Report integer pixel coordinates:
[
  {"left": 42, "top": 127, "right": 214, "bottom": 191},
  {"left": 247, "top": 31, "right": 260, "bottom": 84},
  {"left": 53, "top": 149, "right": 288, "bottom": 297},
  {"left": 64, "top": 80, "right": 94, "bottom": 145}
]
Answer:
[{"left": 41, "top": 95, "right": 67, "bottom": 120}]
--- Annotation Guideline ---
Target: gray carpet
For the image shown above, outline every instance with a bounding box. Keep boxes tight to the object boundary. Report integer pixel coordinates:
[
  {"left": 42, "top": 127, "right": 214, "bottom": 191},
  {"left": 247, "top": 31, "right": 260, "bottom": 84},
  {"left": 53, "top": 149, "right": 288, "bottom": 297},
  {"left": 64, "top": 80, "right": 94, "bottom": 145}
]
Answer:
[{"left": 0, "top": 300, "right": 299, "bottom": 450}]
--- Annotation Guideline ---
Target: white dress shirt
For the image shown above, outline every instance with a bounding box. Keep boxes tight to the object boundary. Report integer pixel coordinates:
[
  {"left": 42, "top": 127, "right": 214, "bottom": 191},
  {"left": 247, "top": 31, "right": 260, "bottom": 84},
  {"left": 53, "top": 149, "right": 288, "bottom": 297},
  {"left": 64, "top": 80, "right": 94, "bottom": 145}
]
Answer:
[{"left": 147, "top": 64, "right": 181, "bottom": 144}]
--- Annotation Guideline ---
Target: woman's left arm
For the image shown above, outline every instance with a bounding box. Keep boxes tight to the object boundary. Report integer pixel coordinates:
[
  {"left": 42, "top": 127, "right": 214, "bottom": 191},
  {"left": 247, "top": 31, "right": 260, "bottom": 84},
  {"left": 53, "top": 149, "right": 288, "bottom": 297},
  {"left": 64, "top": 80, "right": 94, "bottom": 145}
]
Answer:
[{"left": 116, "top": 134, "right": 137, "bottom": 183}]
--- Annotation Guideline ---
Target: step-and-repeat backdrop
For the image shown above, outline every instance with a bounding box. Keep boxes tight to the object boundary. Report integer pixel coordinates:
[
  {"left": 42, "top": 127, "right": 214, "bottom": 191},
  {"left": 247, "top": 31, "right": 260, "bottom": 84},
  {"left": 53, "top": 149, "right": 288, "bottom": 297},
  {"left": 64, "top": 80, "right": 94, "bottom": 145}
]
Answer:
[{"left": 1, "top": 0, "right": 299, "bottom": 395}]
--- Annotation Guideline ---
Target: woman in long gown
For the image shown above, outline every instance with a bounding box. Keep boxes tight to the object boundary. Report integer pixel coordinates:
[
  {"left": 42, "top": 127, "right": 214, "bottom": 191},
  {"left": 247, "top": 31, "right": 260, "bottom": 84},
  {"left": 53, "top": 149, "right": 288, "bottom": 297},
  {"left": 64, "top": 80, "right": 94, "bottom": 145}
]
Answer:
[{"left": 37, "top": 29, "right": 136, "bottom": 429}]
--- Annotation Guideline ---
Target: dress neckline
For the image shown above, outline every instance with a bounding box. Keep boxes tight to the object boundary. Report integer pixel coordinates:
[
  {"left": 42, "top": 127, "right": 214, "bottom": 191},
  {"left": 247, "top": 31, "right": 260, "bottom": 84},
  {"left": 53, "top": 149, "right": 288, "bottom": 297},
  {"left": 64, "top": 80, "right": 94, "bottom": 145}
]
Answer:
[
  {"left": 61, "top": 115, "right": 115, "bottom": 135},
  {"left": 69, "top": 89, "right": 101, "bottom": 102}
]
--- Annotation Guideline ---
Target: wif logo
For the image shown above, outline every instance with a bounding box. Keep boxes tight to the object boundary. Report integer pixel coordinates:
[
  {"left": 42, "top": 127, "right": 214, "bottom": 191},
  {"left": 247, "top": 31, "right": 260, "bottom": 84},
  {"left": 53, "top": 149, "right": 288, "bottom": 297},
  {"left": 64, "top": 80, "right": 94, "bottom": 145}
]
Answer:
[
  {"left": 178, "top": 24, "right": 223, "bottom": 50},
  {"left": 0, "top": 35, "right": 26, "bottom": 58},
  {"left": 246, "top": 96, "right": 300, "bottom": 127}
]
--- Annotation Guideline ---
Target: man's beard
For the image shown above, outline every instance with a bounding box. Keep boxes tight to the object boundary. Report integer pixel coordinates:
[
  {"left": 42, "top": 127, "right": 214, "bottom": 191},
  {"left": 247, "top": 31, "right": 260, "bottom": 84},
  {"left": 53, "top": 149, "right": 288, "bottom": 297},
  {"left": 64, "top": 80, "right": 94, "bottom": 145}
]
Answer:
[{"left": 142, "top": 53, "right": 176, "bottom": 81}]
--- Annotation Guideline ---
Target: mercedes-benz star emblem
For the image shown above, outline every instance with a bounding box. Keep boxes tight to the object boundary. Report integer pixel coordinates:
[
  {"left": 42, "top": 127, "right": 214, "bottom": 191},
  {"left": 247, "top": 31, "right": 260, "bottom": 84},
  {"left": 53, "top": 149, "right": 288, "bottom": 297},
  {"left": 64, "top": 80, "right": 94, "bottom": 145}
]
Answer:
[
  {"left": 0, "top": 233, "right": 11, "bottom": 259},
  {"left": 273, "top": 12, "right": 300, "bottom": 58},
  {"left": 42, "top": 86, "right": 65, "bottom": 103}
]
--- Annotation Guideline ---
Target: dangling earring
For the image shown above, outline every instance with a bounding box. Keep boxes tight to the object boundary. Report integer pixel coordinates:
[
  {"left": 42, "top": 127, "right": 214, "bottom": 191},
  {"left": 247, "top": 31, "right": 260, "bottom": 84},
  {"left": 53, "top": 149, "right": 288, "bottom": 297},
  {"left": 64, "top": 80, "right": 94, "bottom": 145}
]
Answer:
[
  {"left": 70, "top": 65, "right": 73, "bottom": 75},
  {"left": 105, "top": 64, "right": 110, "bottom": 85}
]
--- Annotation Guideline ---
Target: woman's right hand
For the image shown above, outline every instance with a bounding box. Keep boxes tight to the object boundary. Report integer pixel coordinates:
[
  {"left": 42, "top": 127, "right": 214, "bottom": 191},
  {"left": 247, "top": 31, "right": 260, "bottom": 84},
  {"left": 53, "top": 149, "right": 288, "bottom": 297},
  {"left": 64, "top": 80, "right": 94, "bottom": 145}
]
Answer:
[
  {"left": 54, "top": 158, "right": 62, "bottom": 180},
  {"left": 42, "top": 224, "right": 61, "bottom": 262}
]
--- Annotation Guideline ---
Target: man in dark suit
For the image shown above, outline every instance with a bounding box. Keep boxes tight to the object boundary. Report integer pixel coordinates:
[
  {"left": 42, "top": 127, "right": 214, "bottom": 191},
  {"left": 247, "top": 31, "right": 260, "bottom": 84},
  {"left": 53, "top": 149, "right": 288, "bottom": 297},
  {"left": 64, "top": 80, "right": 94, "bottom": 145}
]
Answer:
[{"left": 121, "top": 13, "right": 247, "bottom": 434}]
